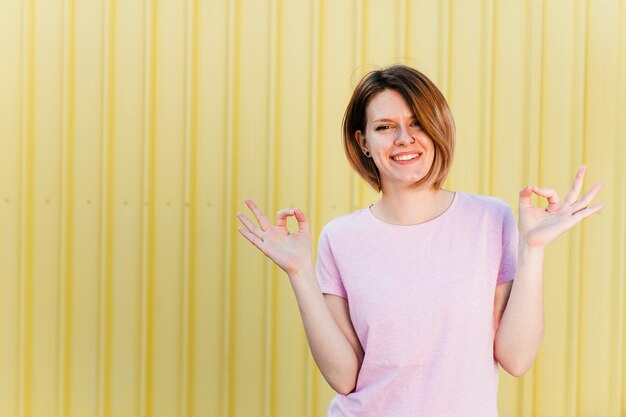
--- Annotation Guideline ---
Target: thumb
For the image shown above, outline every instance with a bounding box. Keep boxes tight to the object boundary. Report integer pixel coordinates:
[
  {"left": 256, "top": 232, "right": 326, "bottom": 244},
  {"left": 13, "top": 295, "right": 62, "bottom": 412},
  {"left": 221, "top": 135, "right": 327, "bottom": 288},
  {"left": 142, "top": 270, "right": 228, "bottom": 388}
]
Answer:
[
  {"left": 276, "top": 208, "right": 295, "bottom": 227},
  {"left": 293, "top": 208, "right": 309, "bottom": 233},
  {"left": 519, "top": 185, "right": 534, "bottom": 210}
]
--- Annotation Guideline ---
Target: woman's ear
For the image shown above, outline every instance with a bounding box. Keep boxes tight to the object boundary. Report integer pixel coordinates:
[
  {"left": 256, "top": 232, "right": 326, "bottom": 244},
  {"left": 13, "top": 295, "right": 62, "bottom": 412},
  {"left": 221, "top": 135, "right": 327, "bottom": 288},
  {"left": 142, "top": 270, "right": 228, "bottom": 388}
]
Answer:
[{"left": 356, "top": 130, "right": 368, "bottom": 154}]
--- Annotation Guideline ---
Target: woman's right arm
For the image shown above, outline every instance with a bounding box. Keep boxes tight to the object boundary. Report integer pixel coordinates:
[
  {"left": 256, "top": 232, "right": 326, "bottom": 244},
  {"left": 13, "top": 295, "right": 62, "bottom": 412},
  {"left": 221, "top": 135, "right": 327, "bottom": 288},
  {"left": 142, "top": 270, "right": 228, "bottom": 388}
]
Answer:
[
  {"left": 288, "top": 265, "right": 364, "bottom": 395},
  {"left": 236, "top": 199, "right": 363, "bottom": 395}
]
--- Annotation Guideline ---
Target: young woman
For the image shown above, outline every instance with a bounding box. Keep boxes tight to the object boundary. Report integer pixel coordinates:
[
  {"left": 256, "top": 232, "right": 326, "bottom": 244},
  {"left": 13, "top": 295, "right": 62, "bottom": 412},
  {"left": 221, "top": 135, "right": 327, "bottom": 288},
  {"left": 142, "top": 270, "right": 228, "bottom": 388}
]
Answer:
[{"left": 236, "top": 65, "right": 604, "bottom": 416}]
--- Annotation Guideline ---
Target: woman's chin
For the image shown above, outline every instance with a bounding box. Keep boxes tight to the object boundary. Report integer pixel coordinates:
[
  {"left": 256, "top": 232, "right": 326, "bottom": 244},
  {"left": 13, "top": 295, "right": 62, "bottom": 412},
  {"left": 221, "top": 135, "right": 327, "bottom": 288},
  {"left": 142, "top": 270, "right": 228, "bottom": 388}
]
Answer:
[
  {"left": 384, "top": 175, "right": 428, "bottom": 188},
  {"left": 402, "top": 173, "right": 427, "bottom": 183}
]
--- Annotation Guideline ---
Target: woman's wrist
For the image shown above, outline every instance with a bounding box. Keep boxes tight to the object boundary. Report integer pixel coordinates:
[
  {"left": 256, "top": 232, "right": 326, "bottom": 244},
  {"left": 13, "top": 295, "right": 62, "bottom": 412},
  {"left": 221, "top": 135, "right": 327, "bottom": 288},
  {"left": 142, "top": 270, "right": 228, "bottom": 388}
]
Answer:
[
  {"left": 517, "top": 239, "right": 545, "bottom": 266},
  {"left": 287, "top": 261, "right": 315, "bottom": 280},
  {"left": 518, "top": 236, "right": 547, "bottom": 252}
]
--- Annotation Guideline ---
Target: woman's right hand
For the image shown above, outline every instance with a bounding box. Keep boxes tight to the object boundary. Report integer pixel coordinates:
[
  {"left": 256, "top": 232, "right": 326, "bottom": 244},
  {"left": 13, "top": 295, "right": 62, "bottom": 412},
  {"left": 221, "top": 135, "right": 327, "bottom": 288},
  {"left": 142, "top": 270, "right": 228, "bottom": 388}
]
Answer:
[{"left": 236, "top": 198, "right": 312, "bottom": 276}]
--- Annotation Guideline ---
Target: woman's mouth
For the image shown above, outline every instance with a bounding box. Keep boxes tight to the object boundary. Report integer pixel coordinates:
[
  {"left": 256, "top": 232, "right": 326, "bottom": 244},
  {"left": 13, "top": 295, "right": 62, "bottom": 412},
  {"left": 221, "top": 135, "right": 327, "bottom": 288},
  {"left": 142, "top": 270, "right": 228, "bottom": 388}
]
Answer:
[{"left": 391, "top": 152, "right": 422, "bottom": 163}]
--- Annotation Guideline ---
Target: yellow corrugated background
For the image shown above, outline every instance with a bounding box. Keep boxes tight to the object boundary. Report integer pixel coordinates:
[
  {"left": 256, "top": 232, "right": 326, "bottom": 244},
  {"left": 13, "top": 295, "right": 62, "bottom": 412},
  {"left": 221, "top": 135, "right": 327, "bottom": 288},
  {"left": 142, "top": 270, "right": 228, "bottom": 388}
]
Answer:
[{"left": 0, "top": 0, "right": 624, "bottom": 416}]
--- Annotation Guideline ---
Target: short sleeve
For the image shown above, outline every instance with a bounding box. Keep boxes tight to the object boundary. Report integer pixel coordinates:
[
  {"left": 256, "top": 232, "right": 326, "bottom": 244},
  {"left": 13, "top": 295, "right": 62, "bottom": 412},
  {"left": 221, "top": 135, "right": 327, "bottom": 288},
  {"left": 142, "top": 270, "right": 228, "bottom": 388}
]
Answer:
[
  {"left": 497, "top": 204, "right": 518, "bottom": 285},
  {"left": 315, "top": 227, "right": 348, "bottom": 298}
]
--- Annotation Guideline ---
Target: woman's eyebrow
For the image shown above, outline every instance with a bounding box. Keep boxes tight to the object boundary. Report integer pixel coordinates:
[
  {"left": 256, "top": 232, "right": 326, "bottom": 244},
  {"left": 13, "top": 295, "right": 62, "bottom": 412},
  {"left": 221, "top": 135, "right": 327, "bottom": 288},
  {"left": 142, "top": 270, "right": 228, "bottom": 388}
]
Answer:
[{"left": 372, "top": 116, "right": 417, "bottom": 123}]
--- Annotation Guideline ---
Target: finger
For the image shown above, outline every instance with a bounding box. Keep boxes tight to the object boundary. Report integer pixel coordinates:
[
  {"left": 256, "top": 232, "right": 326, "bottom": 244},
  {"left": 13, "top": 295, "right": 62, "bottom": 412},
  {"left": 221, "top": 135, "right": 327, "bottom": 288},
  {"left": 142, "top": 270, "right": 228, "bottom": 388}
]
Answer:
[
  {"left": 532, "top": 186, "right": 560, "bottom": 206},
  {"left": 294, "top": 208, "right": 310, "bottom": 233},
  {"left": 236, "top": 212, "right": 264, "bottom": 239},
  {"left": 237, "top": 226, "right": 265, "bottom": 251},
  {"left": 563, "top": 165, "right": 587, "bottom": 204},
  {"left": 569, "top": 181, "right": 603, "bottom": 214},
  {"left": 244, "top": 198, "right": 272, "bottom": 231},
  {"left": 276, "top": 208, "right": 295, "bottom": 227},
  {"left": 572, "top": 203, "right": 605, "bottom": 218},
  {"left": 563, "top": 204, "right": 605, "bottom": 230},
  {"left": 519, "top": 185, "right": 534, "bottom": 210}
]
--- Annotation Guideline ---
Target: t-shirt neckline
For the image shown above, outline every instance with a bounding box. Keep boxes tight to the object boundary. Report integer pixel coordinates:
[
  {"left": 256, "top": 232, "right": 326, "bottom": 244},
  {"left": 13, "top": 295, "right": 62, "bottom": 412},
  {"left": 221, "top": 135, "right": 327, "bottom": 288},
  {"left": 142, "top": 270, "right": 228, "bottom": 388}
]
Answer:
[{"left": 365, "top": 191, "right": 460, "bottom": 229}]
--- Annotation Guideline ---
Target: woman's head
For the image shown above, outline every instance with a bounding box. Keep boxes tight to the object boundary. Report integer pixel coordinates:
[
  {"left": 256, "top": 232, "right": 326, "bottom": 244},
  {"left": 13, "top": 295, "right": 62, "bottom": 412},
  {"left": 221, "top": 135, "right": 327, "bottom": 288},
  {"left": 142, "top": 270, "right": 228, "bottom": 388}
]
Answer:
[{"left": 342, "top": 65, "right": 455, "bottom": 192}]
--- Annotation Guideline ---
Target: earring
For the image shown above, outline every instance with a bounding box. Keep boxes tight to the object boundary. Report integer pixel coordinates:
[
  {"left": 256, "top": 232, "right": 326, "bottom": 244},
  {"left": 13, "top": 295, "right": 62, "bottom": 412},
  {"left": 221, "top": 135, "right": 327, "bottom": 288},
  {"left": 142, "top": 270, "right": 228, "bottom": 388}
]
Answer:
[{"left": 364, "top": 151, "right": 371, "bottom": 157}]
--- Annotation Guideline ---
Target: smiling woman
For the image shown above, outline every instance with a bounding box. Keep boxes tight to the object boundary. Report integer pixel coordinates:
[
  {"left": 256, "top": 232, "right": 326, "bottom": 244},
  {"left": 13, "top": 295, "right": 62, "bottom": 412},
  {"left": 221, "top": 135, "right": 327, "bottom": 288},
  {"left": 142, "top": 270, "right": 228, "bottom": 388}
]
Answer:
[
  {"left": 343, "top": 65, "right": 455, "bottom": 194},
  {"left": 236, "top": 65, "right": 604, "bottom": 417},
  {"left": 356, "top": 89, "right": 435, "bottom": 189}
]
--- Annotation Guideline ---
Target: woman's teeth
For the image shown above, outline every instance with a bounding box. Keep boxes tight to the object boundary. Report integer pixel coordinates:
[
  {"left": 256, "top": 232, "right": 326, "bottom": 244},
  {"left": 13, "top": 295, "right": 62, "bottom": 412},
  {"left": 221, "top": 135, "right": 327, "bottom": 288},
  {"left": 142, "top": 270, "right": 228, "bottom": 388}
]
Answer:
[{"left": 392, "top": 153, "right": 421, "bottom": 161}]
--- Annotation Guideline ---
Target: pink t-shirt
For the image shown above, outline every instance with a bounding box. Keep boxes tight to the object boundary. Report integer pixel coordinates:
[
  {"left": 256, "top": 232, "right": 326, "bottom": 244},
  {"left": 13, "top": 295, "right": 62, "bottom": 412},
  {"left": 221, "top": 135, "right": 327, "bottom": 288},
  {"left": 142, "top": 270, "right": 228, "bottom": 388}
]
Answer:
[{"left": 315, "top": 191, "right": 518, "bottom": 417}]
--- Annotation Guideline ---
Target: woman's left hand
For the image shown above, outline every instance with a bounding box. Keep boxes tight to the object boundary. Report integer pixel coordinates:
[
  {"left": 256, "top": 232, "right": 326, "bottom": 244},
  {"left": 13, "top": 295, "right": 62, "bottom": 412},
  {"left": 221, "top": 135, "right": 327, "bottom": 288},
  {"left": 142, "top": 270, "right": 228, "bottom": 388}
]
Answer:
[{"left": 518, "top": 165, "right": 604, "bottom": 248}]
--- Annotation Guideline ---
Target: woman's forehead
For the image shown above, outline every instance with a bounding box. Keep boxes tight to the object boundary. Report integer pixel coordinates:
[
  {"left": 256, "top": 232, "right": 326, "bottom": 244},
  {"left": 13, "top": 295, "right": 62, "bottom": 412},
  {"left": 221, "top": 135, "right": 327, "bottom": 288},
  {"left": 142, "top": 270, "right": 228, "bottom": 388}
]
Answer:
[{"left": 367, "top": 90, "right": 415, "bottom": 121}]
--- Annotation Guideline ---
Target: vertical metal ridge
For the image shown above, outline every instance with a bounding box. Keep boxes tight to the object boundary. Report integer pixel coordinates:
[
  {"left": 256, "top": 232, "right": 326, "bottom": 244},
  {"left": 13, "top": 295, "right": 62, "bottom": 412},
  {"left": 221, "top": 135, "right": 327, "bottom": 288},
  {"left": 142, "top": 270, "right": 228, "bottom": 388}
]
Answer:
[
  {"left": 576, "top": 0, "right": 591, "bottom": 414},
  {"left": 446, "top": 0, "right": 454, "bottom": 98},
  {"left": 348, "top": 0, "right": 357, "bottom": 206},
  {"left": 520, "top": 2, "right": 544, "bottom": 415},
  {"left": 306, "top": 1, "right": 322, "bottom": 415},
  {"left": 525, "top": 0, "right": 542, "bottom": 193},
  {"left": 263, "top": 0, "right": 280, "bottom": 415},
  {"left": 58, "top": 0, "right": 77, "bottom": 415},
  {"left": 360, "top": 0, "right": 366, "bottom": 69},
  {"left": 489, "top": 1, "right": 498, "bottom": 193},
  {"left": 313, "top": 0, "right": 324, "bottom": 411},
  {"left": 608, "top": 6, "right": 624, "bottom": 405},
  {"left": 98, "top": 0, "right": 117, "bottom": 416},
  {"left": 519, "top": 3, "right": 531, "bottom": 412},
  {"left": 352, "top": 0, "right": 362, "bottom": 70},
  {"left": 15, "top": 0, "right": 25, "bottom": 414},
  {"left": 521, "top": 0, "right": 530, "bottom": 181},
  {"left": 351, "top": 0, "right": 363, "bottom": 210},
  {"left": 140, "top": 0, "right": 158, "bottom": 415},
  {"left": 179, "top": 0, "right": 199, "bottom": 415},
  {"left": 403, "top": 0, "right": 410, "bottom": 62},
  {"left": 483, "top": 0, "right": 494, "bottom": 195},
  {"left": 565, "top": 1, "right": 586, "bottom": 414},
  {"left": 485, "top": 0, "right": 498, "bottom": 195},
  {"left": 436, "top": 0, "right": 446, "bottom": 87},
  {"left": 537, "top": 2, "right": 547, "bottom": 187},
  {"left": 580, "top": 0, "right": 590, "bottom": 171},
  {"left": 349, "top": 0, "right": 357, "bottom": 210},
  {"left": 222, "top": 0, "right": 239, "bottom": 415},
  {"left": 18, "top": 0, "right": 36, "bottom": 415},
  {"left": 533, "top": 2, "right": 549, "bottom": 415},
  {"left": 395, "top": 0, "right": 407, "bottom": 62},
  {"left": 619, "top": 3, "right": 626, "bottom": 414},
  {"left": 603, "top": 6, "right": 621, "bottom": 402},
  {"left": 356, "top": 0, "right": 367, "bottom": 207}
]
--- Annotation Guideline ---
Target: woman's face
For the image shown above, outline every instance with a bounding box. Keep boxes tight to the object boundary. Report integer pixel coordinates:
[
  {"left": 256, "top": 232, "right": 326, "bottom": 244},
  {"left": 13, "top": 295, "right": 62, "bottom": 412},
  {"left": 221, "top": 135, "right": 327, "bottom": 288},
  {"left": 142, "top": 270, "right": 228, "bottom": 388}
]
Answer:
[{"left": 356, "top": 89, "right": 435, "bottom": 190}]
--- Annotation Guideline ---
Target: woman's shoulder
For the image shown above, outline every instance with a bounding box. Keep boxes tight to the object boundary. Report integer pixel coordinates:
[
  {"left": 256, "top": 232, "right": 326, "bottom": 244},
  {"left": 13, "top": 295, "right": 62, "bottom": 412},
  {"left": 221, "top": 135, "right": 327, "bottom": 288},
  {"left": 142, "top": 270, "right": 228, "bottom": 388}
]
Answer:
[
  {"left": 319, "top": 207, "right": 371, "bottom": 236},
  {"left": 457, "top": 191, "right": 514, "bottom": 215}
]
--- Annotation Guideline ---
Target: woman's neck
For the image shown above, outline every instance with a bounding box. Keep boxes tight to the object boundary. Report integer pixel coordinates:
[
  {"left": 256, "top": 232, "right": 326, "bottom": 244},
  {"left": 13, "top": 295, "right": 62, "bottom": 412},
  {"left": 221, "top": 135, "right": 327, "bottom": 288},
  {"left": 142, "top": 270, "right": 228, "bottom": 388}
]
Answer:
[{"left": 371, "top": 186, "right": 454, "bottom": 225}]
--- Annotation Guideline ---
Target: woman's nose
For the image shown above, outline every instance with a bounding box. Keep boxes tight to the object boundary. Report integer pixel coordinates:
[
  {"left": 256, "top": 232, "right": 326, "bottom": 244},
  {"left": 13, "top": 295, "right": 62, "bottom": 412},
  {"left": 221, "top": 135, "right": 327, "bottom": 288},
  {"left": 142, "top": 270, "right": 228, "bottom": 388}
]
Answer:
[{"left": 394, "top": 126, "right": 414, "bottom": 145}]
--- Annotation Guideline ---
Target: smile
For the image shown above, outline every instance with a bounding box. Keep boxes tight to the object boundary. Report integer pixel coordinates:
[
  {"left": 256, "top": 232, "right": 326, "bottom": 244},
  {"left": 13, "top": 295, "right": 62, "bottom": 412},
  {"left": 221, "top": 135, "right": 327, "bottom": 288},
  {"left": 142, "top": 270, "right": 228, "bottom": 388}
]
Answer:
[{"left": 391, "top": 152, "right": 422, "bottom": 161}]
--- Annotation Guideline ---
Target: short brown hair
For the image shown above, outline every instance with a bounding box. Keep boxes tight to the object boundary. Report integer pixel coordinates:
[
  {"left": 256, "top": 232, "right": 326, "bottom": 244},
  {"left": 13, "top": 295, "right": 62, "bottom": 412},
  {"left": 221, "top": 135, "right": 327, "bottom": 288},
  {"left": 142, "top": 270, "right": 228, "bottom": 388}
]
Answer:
[{"left": 342, "top": 65, "right": 455, "bottom": 192}]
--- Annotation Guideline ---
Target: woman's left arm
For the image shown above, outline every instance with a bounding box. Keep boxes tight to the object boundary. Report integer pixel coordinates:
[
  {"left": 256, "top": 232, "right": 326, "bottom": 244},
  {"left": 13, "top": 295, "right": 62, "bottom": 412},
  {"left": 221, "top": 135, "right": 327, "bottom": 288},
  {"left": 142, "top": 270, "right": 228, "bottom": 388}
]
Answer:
[{"left": 494, "top": 165, "right": 604, "bottom": 377}]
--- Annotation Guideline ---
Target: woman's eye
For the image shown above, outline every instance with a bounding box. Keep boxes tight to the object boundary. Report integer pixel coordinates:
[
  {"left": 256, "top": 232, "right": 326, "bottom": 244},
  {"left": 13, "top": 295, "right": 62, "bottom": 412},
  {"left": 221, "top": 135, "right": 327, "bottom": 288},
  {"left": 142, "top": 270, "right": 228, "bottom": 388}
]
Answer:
[
  {"left": 376, "top": 125, "right": 391, "bottom": 131},
  {"left": 411, "top": 121, "right": 421, "bottom": 128}
]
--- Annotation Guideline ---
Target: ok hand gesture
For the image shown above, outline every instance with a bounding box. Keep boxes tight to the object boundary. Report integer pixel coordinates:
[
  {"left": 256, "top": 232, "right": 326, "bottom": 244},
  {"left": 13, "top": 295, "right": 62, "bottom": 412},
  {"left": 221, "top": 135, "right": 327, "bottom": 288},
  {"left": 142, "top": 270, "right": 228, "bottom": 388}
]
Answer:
[
  {"left": 236, "top": 199, "right": 312, "bottom": 276},
  {"left": 518, "top": 165, "right": 604, "bottom": 248}
]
